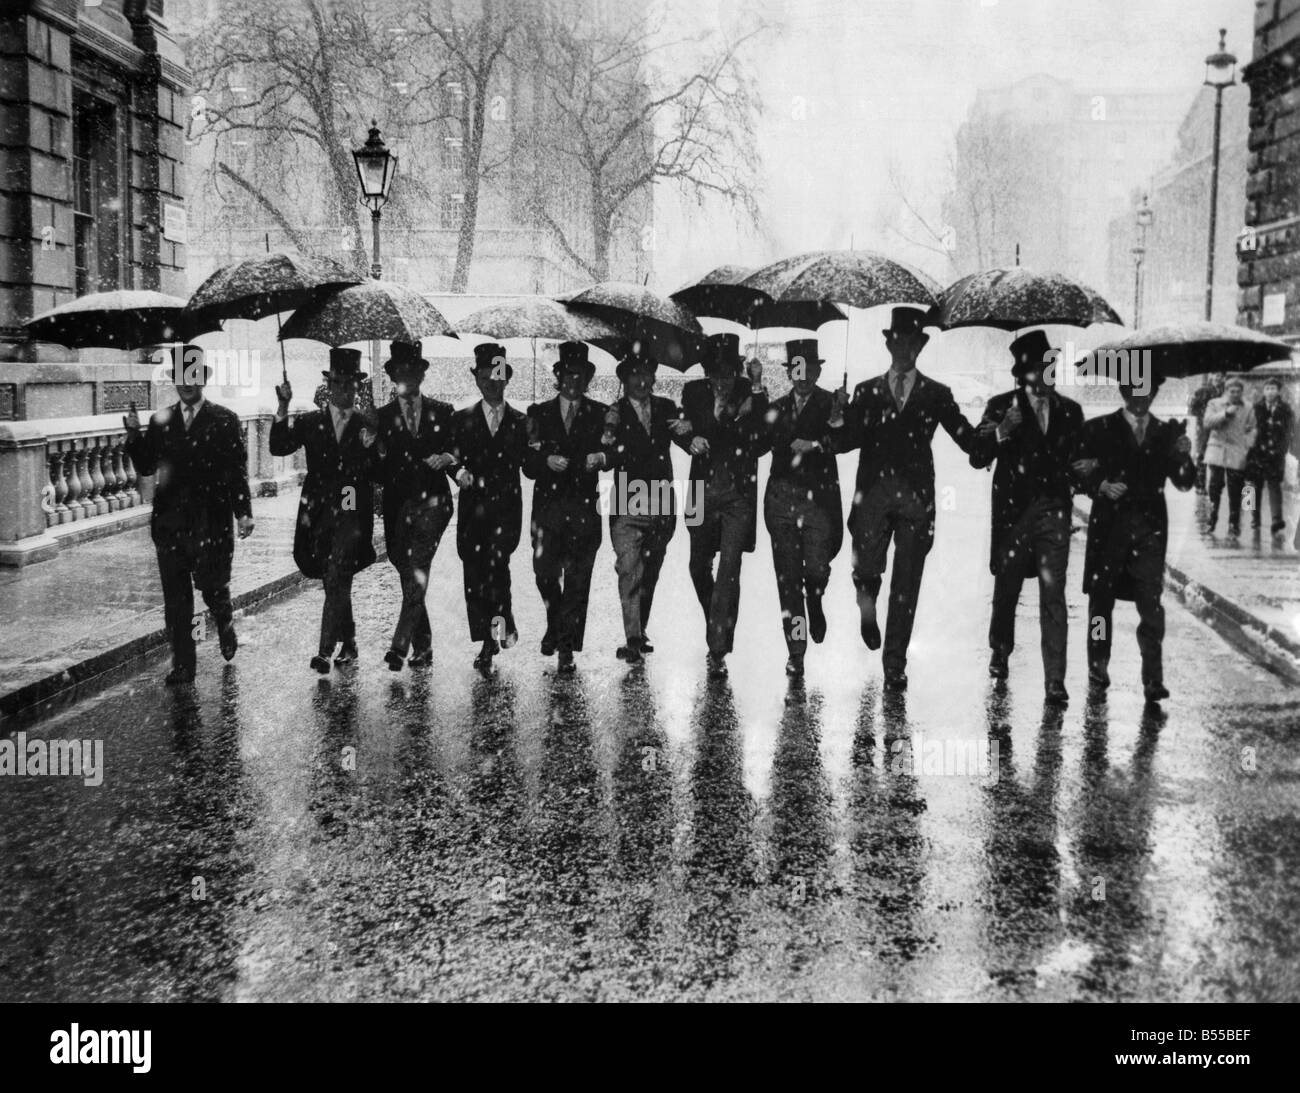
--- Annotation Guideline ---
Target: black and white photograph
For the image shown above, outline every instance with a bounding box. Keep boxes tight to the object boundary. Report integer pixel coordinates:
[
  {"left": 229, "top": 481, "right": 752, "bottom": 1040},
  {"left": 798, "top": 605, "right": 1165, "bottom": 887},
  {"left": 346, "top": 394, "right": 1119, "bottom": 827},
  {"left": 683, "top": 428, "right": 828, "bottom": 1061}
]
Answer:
[{"left": 0, "top": 0, "right": 1298, "bottom": 1038}]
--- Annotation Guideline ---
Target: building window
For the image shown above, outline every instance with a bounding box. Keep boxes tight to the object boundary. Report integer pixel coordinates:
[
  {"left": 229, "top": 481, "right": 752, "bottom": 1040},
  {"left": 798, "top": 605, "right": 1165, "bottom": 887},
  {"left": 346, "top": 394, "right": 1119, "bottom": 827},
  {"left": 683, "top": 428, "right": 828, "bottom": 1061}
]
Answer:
[
  {"left": 440, "top": 191, "right": 464, "bottom": 229},
  {"left": 72, "top": 90, "right": 127, "bottom": 296}
]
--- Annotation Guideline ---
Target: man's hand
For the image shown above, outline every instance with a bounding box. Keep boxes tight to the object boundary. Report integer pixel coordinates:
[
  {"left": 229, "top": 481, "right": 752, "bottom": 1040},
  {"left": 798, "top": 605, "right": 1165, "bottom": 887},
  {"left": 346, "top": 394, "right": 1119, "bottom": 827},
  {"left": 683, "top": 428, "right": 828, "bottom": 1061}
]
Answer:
[
  {"left": 585, "top": 452, "right": 605, "bottom": 471},
  {"left": 237, "top": 515, "right": 255, "bottom": 540},
  {"left": 998, "top": 402, "right": 1023, "bottom": 437},
  {"left": 1071, "top": 457, "right": 1099, "bottom": 478},
  {"left": 359, "top": 426, "right": 376, "bottom": 449},
  {"left": 1174, "top": 435, "right": 1192, "bottom": 456},
  {"left": 1225, "top": 404, "right": 1237, "bottom": 416},
  {"left": 689, "top": 436, "right": 710, "bottom": 456},
  {"left": 123, "top": 401, "right": 141, "bottom": 433},
  {"left": 274, "top": 381, "right": 292, "bottom": 406},
  {"left": 669, "top": 416, "right": 692, "bottom": 437},
  {"left": 455, "top": 468, "right": 473, "bottom": 488},
  {"left": 424, "top": 452, "right": 456, "bottom": 470},
  {"left": 790, "top": 438, "right": 819, "bottom": 454},
  {"left": 546, "top": 454, "right": 570, "bottom": 472},
  {"left": 1098, "top": 480, "right": 1128, "bottom": 501}
]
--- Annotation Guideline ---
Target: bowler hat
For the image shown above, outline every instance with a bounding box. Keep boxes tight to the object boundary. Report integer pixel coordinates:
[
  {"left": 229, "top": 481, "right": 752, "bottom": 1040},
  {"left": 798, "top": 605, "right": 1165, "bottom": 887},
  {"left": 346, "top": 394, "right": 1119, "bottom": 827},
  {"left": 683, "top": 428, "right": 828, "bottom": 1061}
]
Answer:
[
  {"left": 471, "top": 342, "right": 512, "bottom": 380},
  {"left": 554, "top": 340, "right": 593, "bottom": 376},
  {"left": 784, "top": 338, "right": 825, "bottom": 370},
  {"left": 884, "top": 306, "right": 930, "bottom": 338},
  {"left": 616, "top": 349, "right": 658, "bottom": 382},
  {"left": 704, "top": 332, "right": 743, "bottom": 375},
  {"left": 382, "top": 340, "right": 427, "bottom": 378},
  {"left": 1008, "top": 330, "right": 1056, "bottom": 379},
  {"left": 323, "top": 346, "right": 366, "bottom": 382}
]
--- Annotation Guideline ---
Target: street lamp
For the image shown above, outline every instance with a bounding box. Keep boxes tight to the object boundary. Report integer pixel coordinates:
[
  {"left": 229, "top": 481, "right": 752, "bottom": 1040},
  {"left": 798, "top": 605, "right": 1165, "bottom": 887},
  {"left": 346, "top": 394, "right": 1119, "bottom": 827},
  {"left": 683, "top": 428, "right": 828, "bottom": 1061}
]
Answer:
[
  {"left": 1203, "top": 28, "right": 1236, "bottom": 321},
  {"left": 1133, "top": 193, "right": 1154, "bottom": 327},
  {"left": 352, "top": 120, "right": 398, "bottom": 395}
]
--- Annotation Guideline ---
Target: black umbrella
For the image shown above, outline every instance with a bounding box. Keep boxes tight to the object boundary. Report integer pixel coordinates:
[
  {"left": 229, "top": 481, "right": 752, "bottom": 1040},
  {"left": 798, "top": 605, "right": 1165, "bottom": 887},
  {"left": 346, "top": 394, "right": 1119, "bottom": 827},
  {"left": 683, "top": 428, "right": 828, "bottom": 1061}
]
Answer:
[
  {"left": 24, "top": 290, "right": 217, "bottom": 349},
  {"left": 670, "top": 265, "right": 845, "bottom": 330},
  {"left": 1075, "top": 321, "right": 1294, "bottom": 383},
  {"left": 185, "top": 251, "right": 360, "bottom": 325},
  {"left": 279, "top": 280, "right": 456, "bottom": 346},
  {"left": 740, "top": 250, "right": 941, "bottom": 311},
  {"left": 934, "top": 267, "right": 1122, "bottom": 331},
  {"left": 558, "top": 281, "right": 705, "bottom": 370},
  {"left": 456, "top": 296, "right": 623, "bottom": 347}
]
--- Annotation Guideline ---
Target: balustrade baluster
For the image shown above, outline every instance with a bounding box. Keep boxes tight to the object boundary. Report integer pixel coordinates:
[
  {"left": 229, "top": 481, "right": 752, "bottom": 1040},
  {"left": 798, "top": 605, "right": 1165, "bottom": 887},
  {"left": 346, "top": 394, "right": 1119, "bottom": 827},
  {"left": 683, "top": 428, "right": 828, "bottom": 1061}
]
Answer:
[
  {"left": 122, "top": 443, "right": 140, "bottom": 507},
  {"left": 107, "top": 439, "right": 126, "bottom": 510},
  {"left": 62, "top": 446, "right": 84, "bottom": 520},
  {"left": 87, "top": 437, "right": 108, "bottom": 516},
  {"left": 46, "top": 446, "right": 68, "bottom": 526}
]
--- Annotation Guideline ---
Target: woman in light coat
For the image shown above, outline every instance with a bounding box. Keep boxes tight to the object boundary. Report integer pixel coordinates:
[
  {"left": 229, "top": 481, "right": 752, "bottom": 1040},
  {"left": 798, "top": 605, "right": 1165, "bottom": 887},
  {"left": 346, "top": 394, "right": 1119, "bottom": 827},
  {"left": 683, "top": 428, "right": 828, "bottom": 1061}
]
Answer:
[{"left": 1202, "top": 377, "right": 1257, "bottom": 537}]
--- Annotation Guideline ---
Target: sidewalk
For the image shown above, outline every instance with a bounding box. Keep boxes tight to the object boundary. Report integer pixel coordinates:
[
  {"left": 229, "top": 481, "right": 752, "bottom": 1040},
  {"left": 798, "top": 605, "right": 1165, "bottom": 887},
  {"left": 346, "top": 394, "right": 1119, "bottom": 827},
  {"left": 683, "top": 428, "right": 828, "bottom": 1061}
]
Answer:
[
  {"left": 1076, "top": 483, "right": 1300, "bottom": 684},
  {"left": 0, "top": 490, "right": 312, "bottom": 724}
]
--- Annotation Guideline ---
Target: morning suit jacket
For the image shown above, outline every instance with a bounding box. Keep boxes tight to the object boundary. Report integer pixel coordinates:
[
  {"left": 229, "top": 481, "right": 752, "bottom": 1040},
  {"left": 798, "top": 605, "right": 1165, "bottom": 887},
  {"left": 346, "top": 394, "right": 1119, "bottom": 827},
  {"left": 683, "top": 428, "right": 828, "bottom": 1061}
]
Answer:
[
  {"left": 1074, "top": 410, "right": 1195, "bottom": 600},
  {"left": 372, "top": 395, "right": 457, "bottom": 548},
  {"left": 678, "top": 377, "right": 770, "bottom": 551},
  {"left": 605, "top": 394, "right": 680, "bottom": 520},
  {"left": 831, "top": 371, "right": 978, "bottom": 532},
  {"left": 764, "top": 386, "right": 843, "bottom": 511},
  {"left": 451, "top": 399, "right": 529, "bottom": 559},
  {"left": 969, "top": 387, "right": 1085, "bottom": 575},
  {"left": 523, "top": 395, "right": 610, "bottom": 530},
  {"left": 269, "top": 410, "right": 377, "bottom": 579},
  {"left": 125, "top": 399, "right": 252, "bottom": 588}
]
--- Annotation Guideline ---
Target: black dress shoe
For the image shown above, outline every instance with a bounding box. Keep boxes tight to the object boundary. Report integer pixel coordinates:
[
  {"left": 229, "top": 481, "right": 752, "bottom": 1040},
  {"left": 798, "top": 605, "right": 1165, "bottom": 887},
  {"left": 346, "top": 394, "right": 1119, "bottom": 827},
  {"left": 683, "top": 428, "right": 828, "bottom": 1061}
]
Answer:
[
  {"left": 384, "top": 650, "right": 404, "bottom": 672},
  {"left": 807, "top": 596, "right": 827, "bottom": 644},
  {"left": 884, "top": 669, "right": 908, "bottom": 692},
  {"left": 707, "top": 654, "right": 728, "bottom": 679},
  {"left": 218, "top": 623, "right": 238, "bottom": 662},
  {"left": 785, "top": 654, "right": 805, "bottom": 678},
  {"left": 1045, "top": 680, "right": 1069, "bottom": 706},
  {"left": 333, "top": 641, "right": 359, "bottom": 666},
  {"left": 557, "top": 649, "right": 576, "bottom": 674},
  {"left": 1144, "top": 683, "right": 1170, "bottom": 704},
  {"left": 988, "top": 649, "right": 1009, "bottom": 679},
  {"left": 616, "top": 644, "right": 644, "bottom": 664},
  {"left": 540, "top": 635, "right": 557, "bottom": 656},
  {"left": 861, "top": 615, "right": 882, "bottom": 651},
  {"left": 309, "top": 655, "right": 331, "bottom": 675},
  {"left": 638, "top": 635, "right": 654, "bottom": 653},
  {"left": 408, "top": 648, "right": 433, "bottom": 668},
  {"left": 165, "top": 665, "right": 196, "bottom": 686},
  {"left": 472, "top": 639, "right": 497, "bottom": 670}
]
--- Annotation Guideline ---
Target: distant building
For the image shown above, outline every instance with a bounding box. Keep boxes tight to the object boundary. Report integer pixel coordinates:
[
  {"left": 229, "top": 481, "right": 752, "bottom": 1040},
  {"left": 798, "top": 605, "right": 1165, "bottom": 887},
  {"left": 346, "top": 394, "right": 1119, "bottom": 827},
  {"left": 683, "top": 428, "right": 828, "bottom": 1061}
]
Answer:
[
  {"left": 1239, "top": 0, "right": 1300, "bottom": 342},
  {"left": 0, "top": 0, "right": 190, "bottom": 421},
  {"left": 1105, "top": 83, "right": 1249, "bottom": 328}
]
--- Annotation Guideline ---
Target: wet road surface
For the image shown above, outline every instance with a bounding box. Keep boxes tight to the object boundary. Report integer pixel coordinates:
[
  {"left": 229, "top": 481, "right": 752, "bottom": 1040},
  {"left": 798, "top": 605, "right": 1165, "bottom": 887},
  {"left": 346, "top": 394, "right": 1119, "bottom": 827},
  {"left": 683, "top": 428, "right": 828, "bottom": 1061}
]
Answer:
[{"left": 2, "top": 442, "right": 1298, "bottom": 1001}]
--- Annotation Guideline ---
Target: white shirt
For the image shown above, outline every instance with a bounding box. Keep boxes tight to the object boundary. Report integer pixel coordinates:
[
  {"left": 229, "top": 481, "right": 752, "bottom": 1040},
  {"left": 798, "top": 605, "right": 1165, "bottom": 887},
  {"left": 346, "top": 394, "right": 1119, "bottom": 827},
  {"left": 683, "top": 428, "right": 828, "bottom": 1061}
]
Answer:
[
  {"left": 888, "top": 368, "right": 916, "bottom": 409},
  {"left": 1122, "top": 408, "right": 1154, "bottom": 444},
  {"left": 181, "top": 395, "right": 204, "bottom": 431},
  {"left": 482, "top": 399, "right": 504, "bottom": 436},
  {"left": 1027, "top": 390, "right": 1050, "bottom": 433},
  {"left": 330, "top": 403, "right": 354, "bottom": 441},
  {"left": 628, "top": 396, "right": 652, "bottom": 432}
]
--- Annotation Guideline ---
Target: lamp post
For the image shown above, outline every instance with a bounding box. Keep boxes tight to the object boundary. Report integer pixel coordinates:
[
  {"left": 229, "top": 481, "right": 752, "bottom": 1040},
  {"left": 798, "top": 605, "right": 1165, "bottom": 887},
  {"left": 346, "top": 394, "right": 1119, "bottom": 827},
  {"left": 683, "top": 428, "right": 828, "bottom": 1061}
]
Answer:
[
  {"left": 1133, "top": 193, "right": 1153, "bottom": 327},
  {"left": 352, "top": 119, "right": 398, "bottom": 397},
  {"left": 1203, "top": 28, "right": 1237, "bottom": 321}
]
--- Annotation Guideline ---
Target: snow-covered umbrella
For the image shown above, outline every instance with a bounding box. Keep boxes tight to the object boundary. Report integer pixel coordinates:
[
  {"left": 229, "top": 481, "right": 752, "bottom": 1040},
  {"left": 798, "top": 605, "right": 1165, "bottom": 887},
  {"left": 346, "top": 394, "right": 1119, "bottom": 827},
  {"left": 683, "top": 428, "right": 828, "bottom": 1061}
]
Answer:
[
  {"left": 278, "top": 280, "right": 456, "bottom": 346},
  {"left": 1075, "top": 320, "right": 1294, "bottom": 383},
  {"left": 558, "top": 281, "right": 705, "bottom": 370},
  {"left": 24, "top": 290, "right": 215, "bottom": 349},
  {"left": 934, "top": 267, "right": 1122, "bottom": 331},
  {"left": 671, "top": 264, "right": 846, "bottom": 331},
  {"left": 184, "top": 251, "right": 360, "bottom": 326}
]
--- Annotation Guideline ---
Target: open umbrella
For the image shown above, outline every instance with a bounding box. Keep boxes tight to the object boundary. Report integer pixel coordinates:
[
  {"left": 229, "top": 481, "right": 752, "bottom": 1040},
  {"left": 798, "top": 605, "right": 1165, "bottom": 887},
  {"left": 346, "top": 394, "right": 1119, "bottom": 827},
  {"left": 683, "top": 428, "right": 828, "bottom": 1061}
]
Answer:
[
  {"left": 1075, "top": 321, "right": 1294, "bottom": 383},
  {"left": 185, "top": 251, "right": 360, "bottom": 325},
  {"left": 279, "top": 280, "right": 456, "bottom": 346},
  {"left": 740, "top": 250, "right": 941, "bottom": 312},
  {"left": 558, "top": 281, "right": 704, "bottom": 370},
  {"left": 24, "top": 290, "right": 215, "bottom": 349},
  {"left": 934, "top": 267, "right": 1122, "bottom": 331},
  {"left": 670, "top": 265, "right": 846, "bottom": 330}
]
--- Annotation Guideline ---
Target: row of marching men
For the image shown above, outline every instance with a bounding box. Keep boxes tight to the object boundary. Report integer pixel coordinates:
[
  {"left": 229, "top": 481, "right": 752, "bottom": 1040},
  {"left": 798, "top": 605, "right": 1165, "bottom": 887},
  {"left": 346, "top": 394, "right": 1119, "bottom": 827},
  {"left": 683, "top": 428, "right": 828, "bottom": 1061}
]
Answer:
[{"left": 126, "top": 305, "right": 1195, "bottom": 707}]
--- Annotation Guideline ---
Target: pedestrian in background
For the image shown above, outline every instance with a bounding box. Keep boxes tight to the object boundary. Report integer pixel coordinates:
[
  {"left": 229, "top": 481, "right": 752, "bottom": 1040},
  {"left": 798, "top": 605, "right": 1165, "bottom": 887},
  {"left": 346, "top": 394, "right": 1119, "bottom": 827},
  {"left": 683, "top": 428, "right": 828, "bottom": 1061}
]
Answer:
[
  {"left": 1246, "top": 377, "right": 1294, "bottom": 541},
  {"left": 1202, "top": 377, "right": 1257, "bottom": 539},
  {"left": 124, "top": 344, "right": 254, "bottom": 685},
  {"left": 1188, "top": 371, "right": 1225, "bottom": 494}
]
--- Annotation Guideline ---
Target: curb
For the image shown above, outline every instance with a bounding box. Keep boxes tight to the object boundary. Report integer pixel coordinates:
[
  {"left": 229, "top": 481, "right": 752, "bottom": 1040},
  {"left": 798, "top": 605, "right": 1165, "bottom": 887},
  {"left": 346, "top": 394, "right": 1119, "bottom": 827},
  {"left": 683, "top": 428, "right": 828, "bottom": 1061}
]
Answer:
[{"left": 1073, "top": 502, "right": 1300, "bottom": 685}]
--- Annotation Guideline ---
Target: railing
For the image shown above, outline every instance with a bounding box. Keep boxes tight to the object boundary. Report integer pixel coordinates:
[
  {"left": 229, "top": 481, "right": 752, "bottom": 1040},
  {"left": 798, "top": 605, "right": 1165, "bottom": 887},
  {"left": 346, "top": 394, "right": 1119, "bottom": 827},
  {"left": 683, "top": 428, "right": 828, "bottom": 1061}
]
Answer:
[{"left": 41, "top": 417, "right": 148, "bottom": 528}]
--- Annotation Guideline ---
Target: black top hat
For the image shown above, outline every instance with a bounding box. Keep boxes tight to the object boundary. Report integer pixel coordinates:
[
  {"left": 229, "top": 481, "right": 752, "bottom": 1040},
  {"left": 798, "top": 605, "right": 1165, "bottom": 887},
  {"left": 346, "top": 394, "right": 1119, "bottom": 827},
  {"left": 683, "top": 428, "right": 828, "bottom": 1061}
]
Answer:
[
  {"left": 472, "top": 343, "right": 506, "bottom": 370},
  {"left": 165, "top": 343, "right": 213, "bottom": 386},
  {"left": 323, "top": 346, "right": 366, "bottom": 381},
  {"left": 784, "top": 338, "right": 825, "bottom": 369},
  {"left": 884, "top": 306, "right": 930, "bottom": 336},
  {"left": 616, "top": 349, "right": 658, "bottom": 381},
  {"left": 554, "top": 341, "right": 593, "bottom": 375},
  {"left": 1008, "top": 330, "right": 1056, "bottom": 378},
  {"left": 704, "top": 332, "right": 743, "bottom": 374},
  {"left": 383, "top": 340, "right": 427, "bottom": 377}
]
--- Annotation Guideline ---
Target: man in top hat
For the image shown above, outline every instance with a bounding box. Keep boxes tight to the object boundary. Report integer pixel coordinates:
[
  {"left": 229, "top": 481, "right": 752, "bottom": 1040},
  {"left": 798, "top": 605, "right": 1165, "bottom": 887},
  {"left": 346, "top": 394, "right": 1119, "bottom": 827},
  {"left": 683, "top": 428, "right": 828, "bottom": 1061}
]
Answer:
[
  {"left": 124, "top": 344, "right": 254, "bottom": 685},
  {"left": 679, "top": 331, "right": 770, "bottom": 678},
  {"left": 451, "top": 343, "right": 530, "bottom": 671},
  {"left": 523, "top": 341, "right": 612, "bottom": 673},
  {"left": 968, "top": 330, "right": 1087, "bottom": 705},
  {"left": 270, "top": 348, "right": 378, "bottom": 673},
  {"left": 762, "top": 338, "right": 843, "bottom": 678},
  {"left": 371, "top": 340, "right": 458, "bottom": 672},
  {"left": 1073, "top": 369, "right": 1195, "bottom": 704},
  {"left": 604, "top": 348, "right": 692, "bottom": 664},
  {"left": 829, "top": 306, "right": 980, "bottom": 691}
]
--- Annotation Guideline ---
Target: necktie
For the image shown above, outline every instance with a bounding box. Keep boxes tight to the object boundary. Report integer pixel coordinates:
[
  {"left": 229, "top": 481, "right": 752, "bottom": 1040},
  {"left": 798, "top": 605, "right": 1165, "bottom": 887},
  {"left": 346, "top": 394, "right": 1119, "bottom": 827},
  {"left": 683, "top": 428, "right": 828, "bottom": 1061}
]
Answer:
[
  {"left": 404, "top": 399, "right": 419, "bottom": 436},
  {"left": 1036, "top": 398, "right": 1049, "bottom": 434},
  {"left": 637, "top": 401, "right": 651, "bottom": 431},
  {"left": 1134, "top": 416, "right": 1146, "bottom": 445},
  {"left": 335, "top": 411, "right": 349, "bottom": 443},
  {"left": 183, "top": 405, "right": 194, "bottom": 432},
  {"left": 563, "top": 399, "right": 576, "bottom": 432},
  {"left": 894, "top": 372, "right": 907, "bottom": 408},
  {"left": 488, "top": 405, "right": 500, "bottom": 436}
]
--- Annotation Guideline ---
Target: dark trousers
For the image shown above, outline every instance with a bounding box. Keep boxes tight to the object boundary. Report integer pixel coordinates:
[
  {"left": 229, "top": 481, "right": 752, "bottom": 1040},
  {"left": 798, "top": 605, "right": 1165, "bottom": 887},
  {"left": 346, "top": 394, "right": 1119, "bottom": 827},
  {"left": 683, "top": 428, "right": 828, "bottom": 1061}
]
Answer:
[
  {"left": 388, "top": 498, "right": 451, "bottom": 657},
  {"left": 1086, "top": 515, "right": 1166, "bottom": 687},
  {"left": 688, "top": 480, "right": 750, "bottom": 656},
  {"left": 1249, "top": 475, "right": 1286, "bottom": 532},
  {"left": 157, "top": 546, "right": 233, "bottom": 672},
  {"left": 320, "top": 561, "right": 355, "bottom": 657},
  {"left": 851, "top": 477, "right": 934, "bottom": 674},
  {"left": 464, "top": 545, "right": 515, "bottom": 644},
  {"left": 766, "top": 480, "right": 836, "bottom": 655},
  {"left": 610, "top": 513, "right": 674, "bottom": 645},
  {"left": 532, "top": 502, "right": 600, "bottom": 653},
  {"left": 1208, "top": 465, "right": 1245, "bottom": 530},
  {"left": 989, "top": 500, "right": 1070, "bottom": 685}
]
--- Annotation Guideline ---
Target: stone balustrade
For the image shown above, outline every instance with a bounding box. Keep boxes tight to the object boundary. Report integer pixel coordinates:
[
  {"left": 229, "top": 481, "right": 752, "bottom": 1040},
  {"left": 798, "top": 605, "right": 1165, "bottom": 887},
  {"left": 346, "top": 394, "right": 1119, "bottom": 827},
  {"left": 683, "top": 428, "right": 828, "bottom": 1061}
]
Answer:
[{"left": 0, "top": 406, "right": 309, "bottom": 568}]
